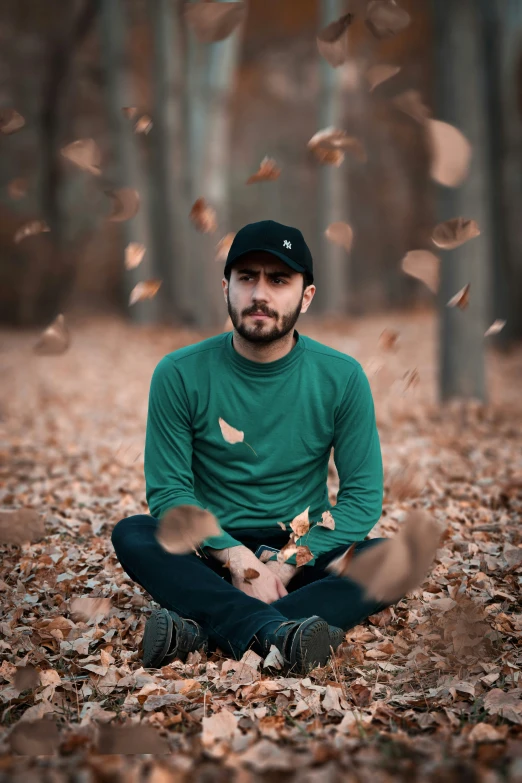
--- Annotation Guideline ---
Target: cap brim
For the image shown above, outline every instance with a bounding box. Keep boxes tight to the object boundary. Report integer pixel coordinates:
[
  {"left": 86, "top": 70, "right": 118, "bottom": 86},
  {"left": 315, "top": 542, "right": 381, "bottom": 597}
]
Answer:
[{"left": 226, "top": 247, "right": 307, "bottom": 276}]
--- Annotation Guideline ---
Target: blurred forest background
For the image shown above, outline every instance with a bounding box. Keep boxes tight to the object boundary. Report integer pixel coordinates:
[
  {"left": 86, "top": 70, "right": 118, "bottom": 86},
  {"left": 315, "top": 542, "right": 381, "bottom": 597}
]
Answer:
[{"left": 0, "top": 0, "right": 521, "bottom": 399}]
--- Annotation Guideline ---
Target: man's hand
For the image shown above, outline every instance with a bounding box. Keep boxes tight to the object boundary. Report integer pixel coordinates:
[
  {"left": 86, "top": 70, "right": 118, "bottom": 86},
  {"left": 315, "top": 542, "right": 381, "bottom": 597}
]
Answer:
[
  {"left": 209, "top": 545, "right": 288, "bottom": 603},
  {"left": 263, "top": 558, "right": 299, "bottom": 588}
]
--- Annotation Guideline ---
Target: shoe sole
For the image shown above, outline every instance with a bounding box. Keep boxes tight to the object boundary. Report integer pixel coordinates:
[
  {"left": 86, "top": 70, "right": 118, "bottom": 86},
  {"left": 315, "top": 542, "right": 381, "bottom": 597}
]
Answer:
[
  {"left": 142, "top": 608, "right": 174, "bottom": 668},
  {"left": 290, "top": 616, "right": 331, "bottom": 674}
]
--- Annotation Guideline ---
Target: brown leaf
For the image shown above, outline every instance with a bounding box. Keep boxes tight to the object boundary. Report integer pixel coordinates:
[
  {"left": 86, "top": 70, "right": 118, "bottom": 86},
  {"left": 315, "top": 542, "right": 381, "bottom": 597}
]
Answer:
[
  {"left": 122, "top": 107, "right": 139, "bottom": 119},
  {"left": 129, "top": 279, "right": 162, "bottom": 306},
  {"left": 427, "top": 119, "right": 472, "bottom": 187},
  {"left": 296, "top": 545, "right": 314, "bottom": 567},
  {"left": 325, "top": 222, "right": 353, "bottom": 253},
  {"left": 70, "top": 597, "right": 111, "bottom": 623},
  {"left": 33, "top": 314, "right": 70, "bottom": 356},
  {"left": 432, "top": 218, "right": 481, "bottom": 250},
  {"left": 0, "top": 108, "right": 25, "bottom": 134},
  {"left": 0, "top": 509, "right": 45, "bottom": 545},
  {"left": 277, "top": 543, "right": 298, "bottom": 565},
  {"left": 218, "top": 417, "right": 244, "bottom": 445},
  {"left": 106, "top": 187, "right": 140, "bottom": 222},
  {"left": 124, "top": 242, "right": 146, "bottom": 270},
  {"left": 215, "top": 233, "right": 235, "bottom": 263},
  {"left": 14, "top": 665, "right": 40, "bottom": 691},
  {"left": 60, "top": 139, "right": 101, "bottom": 176},
  {"left": 484, "top": 689, "right": 522, "bottom": 723},
  {"left": 134, "top": 115, "right": 153, "bottom": 134},
  {"left": 290, "top": 507, "right": 311, "bottom": 538},
  {"left": 243, "top": 568, "right": 260, "bottom": 584},
  {"left": 401, "top": 249, "right": 440, "bottom": 294},
  {"left": 316, "top": 13, "right": 354, "bottom": 67},
  {"left": 185, "top": 2, "right": 246, "bottom": 43},
  {"left": 97, "top": 724, "right": 169, "bottom": 755},
  {"left": 14, "top": 219, "right": 50, "bottom": 244},
  {"left": 333, "top": 511, "right": 443, "bottom": 603},
  {"left": 366, "top": 64, "right": 400, "bottom": 92},
  {"left": 484, "top": 319, "right": 506, "bottom": 337},
  {"left": 201, "top": 708, "right": 238, "bottom": 746},
  {"left": 8, "top": 718, "right": 60, "bottom": 755},
  {"left": 317, "top": 510, "right": 335, "bottom": 530},
  {"left": 447, "top": 283, "right": 470, "bottom": 310},
  {"left": 246, "top": 156, "right": 281, "bottom": 185},
  {"left": 378, "top": 328, "right": 399, "bottom": 351},
  {"left": 190, "top": 197, "right": 217, "bottom": 233},
  {"left": 468, "top": 723, "right": 507, "bottom": 744},
  {"left": 365, "top": 0, "right": 411, "bottom": 39},
  {"left": 392, "top": 89, "right": 431, "bottom": 123},
  {"left": 310, "top": 147, "right": 345, "bottom": 167},
  {"left": 308, "top": 128, "right": 366, "bottom": 163},
  {"left": 350, "top": 683, "right": 372, "bottom": 707},
  {"left": 7, "top": 177, "right": 28, "bottom": 200},
  {"left": 156, "top": 504, "right": 221, "bottom": 554}
]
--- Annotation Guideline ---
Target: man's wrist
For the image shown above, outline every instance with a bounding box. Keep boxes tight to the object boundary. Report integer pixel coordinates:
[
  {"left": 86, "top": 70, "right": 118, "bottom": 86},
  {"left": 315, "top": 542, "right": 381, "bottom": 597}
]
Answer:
[{"left": 209, "top": 545, "right": 257, "bottom": 573}]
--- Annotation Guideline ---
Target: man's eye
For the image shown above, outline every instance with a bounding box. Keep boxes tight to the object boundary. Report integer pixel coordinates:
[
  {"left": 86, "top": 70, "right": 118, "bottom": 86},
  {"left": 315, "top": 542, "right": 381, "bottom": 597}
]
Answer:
[{"left": 239, "top": 276, "right": 284, "bottom": 284}]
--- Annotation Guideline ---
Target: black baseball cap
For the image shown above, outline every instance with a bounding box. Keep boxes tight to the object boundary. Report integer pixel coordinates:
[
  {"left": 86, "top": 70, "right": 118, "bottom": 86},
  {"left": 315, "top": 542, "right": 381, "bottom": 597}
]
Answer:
[{"left": 224, "top": 220, "right": 314, "bottom": 284}]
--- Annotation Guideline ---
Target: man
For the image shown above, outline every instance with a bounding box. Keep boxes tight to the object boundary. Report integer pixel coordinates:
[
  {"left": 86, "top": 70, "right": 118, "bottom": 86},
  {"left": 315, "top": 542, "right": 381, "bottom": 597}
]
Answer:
[{"left": 112, "top": 219, "right": 387, "bottom": 675}]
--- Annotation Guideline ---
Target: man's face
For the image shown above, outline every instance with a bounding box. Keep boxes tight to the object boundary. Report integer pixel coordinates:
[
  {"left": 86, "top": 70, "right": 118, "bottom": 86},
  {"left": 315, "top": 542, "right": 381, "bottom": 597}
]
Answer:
[{"left": 223, "top": 251, "right": 315, "bottom": 344}]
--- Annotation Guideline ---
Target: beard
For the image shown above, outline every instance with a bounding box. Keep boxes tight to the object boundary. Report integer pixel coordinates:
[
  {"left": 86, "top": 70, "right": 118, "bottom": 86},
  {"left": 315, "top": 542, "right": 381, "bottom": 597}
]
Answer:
[{"left": 227, "top": 291, "right": 304, "bottom": 345}]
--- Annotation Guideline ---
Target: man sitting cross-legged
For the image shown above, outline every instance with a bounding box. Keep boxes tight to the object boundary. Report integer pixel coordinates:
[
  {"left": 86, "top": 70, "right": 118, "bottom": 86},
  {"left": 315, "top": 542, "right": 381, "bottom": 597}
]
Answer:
[{"left": 112, "top": 220, "right": 392, "bottom": 675}]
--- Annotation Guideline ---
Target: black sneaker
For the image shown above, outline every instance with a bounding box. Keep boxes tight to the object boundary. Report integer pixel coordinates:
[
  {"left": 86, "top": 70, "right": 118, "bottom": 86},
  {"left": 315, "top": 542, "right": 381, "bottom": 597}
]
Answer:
[
  {"left": 329, "top": 625, "right": 345, "bottom": 652},
  {"left": 260, "top": 615, "right": 333, "bottom": 675},
  {"left": 142, "top": 608, "right": 208, "bottom": 668}
]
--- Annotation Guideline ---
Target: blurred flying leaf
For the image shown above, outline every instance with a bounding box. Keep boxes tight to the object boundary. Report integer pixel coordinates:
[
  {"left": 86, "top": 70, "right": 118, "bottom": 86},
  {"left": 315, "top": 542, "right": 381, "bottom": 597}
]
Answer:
[
  {"left": 403, "top": 368, "right": 419, "bottom": 391},
  {"left": 432, "top": 218, "right": 480, "bottom": 250},
  {"left": 14, "top": 665, "right": 40, "bottom": 691},
  {"left": 106, "top": 187, "right": 140, "bottom": 221},
  {"left": 484, "top": 319, "right": 506, "bottom": 337},
  {"left": 33, "top": 314, "right": 70, "bottom": 356},
  {"left": 70, "top": 597, "right": 111, "bottom": 623},
  {"left": 365, "top": 0, "right": 411, "bottom": 39},
  {"left": 125, "top": 242, "right": 146, "bottom": 270},
  {"left": 14, "top": 220, "right": 50, "bottom": 244},
  {"left": 7, "top": 177, "right": 28, "bottom": 200},
  {"left": 0, "top": 108, "right": 25, "bottom": 134},
  {"left": 378, "top": 328, "right": 399, "bottom": 351},
  {"left": 290, "top": 507, "right": 310, "bottom": 538},
  {"left": 243, "top": 568, "right": 260, "bottom": 584},
  {"left": 327, "top": 510, "right": 443, "bottom": 603},
  {"left": 0, "top": 509, "right": 45, "bottom": 545},
  {"left": 190, "top": 198, "right": 217, "bottom": 233},
  {"left": 135, "top": 115, "right": 153, "bottom": 134},
  {"left": 156, "top": 505, "right": 221, "bottom": 554},
  {"left": 129, "top": 280, "right": 162, "bottom": 306},
  {"left": 366, "top": 64, "right": 400, "bottom": 92},
  {"left": 60, "top": 139, "right": 101, "bottom": 176},
  {"left": 246, "top": 156, "right": 281, "bottom": 184},
  {"left": 401, "top": 250, "right": 440, "bottom": 294},
  {"left": 215, "top": 233, "right": 235, "bottom": 263},
  {"left": 185, "top": 2, "right": 246, "bottom": 43},
  {"left": 8, "top": 718, "right": 60, "bottom": 756},
  {"left": 427, "top": 119, "right": 472, "bottom": 187},
  {"left": 277, "top": 542, "right": 298, "bottom": 565},
  {"left": 317, "top": 510, "right": 336, "bottom": 530},
  {"left": 308, "top": 127, "right": 366, "bottom": 163},
  {"left": 392, "top": 89, "right": 431, "bottom": 123},
  {"left": 316, "top": 13, "right": 354, "bottom": 67},
  {"left": 97, "top": 724, "right": 169, "bottom": 755},
  {"left": 325, "top": 222, "right": 354, "bottom": 253},
  {"left": 447, "top": 283, "right": 470, "bottom": 310},
  {"left": 122, "top": 106, "right": 139, "bottom": 119},
  {"left": 311, "top": 147, "right": 345, "bottom": 167},
  {"left": 386, "top": 463, "right": 425, "bottom": 501}
]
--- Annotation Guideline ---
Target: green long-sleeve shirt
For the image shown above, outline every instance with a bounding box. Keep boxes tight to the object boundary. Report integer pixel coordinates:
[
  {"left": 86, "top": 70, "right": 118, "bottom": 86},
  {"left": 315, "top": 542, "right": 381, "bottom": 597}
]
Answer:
[{"left": 144, "top": 328, "right": 383, "bottom": 567}]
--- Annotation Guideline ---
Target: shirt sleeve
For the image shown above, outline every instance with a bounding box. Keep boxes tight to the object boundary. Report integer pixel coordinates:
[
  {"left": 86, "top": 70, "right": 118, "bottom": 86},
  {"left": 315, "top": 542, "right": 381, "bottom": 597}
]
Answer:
[
  {"left": 281, "top": 363, "right": 383, "bottom": 567},
  {"left": 144, "top": 356, "right": 242, "bottom": 552}
]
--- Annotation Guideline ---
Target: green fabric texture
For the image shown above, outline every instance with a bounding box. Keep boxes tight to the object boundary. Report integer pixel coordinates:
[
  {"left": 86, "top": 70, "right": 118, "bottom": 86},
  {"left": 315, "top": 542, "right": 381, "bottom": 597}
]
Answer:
[{"left": 144, "top": 329, "right": 383, "bottom": 567}]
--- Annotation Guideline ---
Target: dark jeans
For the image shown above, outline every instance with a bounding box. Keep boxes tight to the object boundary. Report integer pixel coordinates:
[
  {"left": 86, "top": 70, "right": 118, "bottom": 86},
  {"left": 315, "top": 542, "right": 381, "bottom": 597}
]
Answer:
[{"left": 111, "top": 514, "right": 391, "bottom": 659}]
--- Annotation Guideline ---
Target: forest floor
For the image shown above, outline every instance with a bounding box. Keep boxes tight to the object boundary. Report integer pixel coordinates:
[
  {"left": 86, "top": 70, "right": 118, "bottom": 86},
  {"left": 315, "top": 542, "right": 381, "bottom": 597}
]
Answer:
[{"left": 1, "top": 309, "right": 522, "bottom": 782}]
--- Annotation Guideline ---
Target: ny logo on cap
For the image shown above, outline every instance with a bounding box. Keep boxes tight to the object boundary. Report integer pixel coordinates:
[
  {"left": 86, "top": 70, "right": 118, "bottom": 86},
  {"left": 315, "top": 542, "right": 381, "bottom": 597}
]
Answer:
[{"left": 283, "top": 240, "right": 292, "bottom": 249}]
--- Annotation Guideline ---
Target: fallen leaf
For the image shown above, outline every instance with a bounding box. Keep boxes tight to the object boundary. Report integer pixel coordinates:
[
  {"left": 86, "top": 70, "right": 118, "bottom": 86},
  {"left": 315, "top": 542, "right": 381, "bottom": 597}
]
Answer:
[
  {"left": 325, "top": 222, "right": 353, "bottom": 253},
  {"left": 125, "top": 242, "right": 146, "bottom": 270},
  {"left": 316, "top": 13, "right": 354, "bottom": 67},
  {"left": 33, "top": 314, "right": 70, "bottom": 355},
  {"left": 7, "top": 177, "right": 28, "bottom": 200},
  {"left": 70, "top": 597, "right": 111, "bottom": 623},
  {"left": 129, "top": 280, "right": 162, "bottom": 306},
  {"left": 60, "top": 139, "right": 101, "bottom": 176},
  {"left": 0, "top": 509, "right": 45, "bottom": 545},
  {"left": 468, "top": 723, "right": 507, "bottom": 744},
  {"left": 290, "top": 507, "right": 310, "bottom": 538},
  {"left": 401, "top": 249, "right": 440, "bottom": 293},
  {"left": 484, "top": 319, "right": 506, "bottom": 337},
  {"left": 97, "top": 724, "right": 169, "bottom": 754},
  {"left": 215, "top": 233, "right": 235, "bottom": 263},
  {"left": 14, "top": 220, "right": 50, "bottom": 244},
  {"left": 14, "top": 665, "right": 40, "bottom": 691},
  {"left": 156, "top": 504, "right": 221, "bottom": 554},
  {"left": 427, "top": 119, "right": 472, "bottom": 187},
  {"left": 185, "top": 2, "right": 246, "bottom": 43},
  {"left": 378, "top": 329, "right": 399, "bottom": 351},
  {"left": 392, "top": 89, "right": 431, "bottom": 123},
  {"left": 202, "top": 708, "right": 238, "bottom": 745},
  {"left": 365, "top": 0, "right": 411, "bottom": 39},
  {"left": 0, "top": 108, "right": 25, "bottom": 134},
  {"left": 484, "top": 689, "right": 522, "bottom": 721},
  {"left": 432, "top": 218, "right": 481, "bottom": 250},
  {"left": 8, "top": 718, "right": 60, "bottom": 755},
  {"left": 366, "top": 64, "right": 401, "bottom": 91},
  {"left": 246, "top": 156, "right": 281, "bottom": 184},
  {"left": 447, "top": 283, "right": 470, "bottom": 310},
  {"left": 106, "top": 188, "right": 140, "bottom": 222},
  {"left": 263, "top": 645, "right": 284, "bottom": 671},
  {"left": 190, "top": 198, "right": 217, "bottom": 233},
  {"left": 243, "top": 568, "right": 260, "bottom": 584}
]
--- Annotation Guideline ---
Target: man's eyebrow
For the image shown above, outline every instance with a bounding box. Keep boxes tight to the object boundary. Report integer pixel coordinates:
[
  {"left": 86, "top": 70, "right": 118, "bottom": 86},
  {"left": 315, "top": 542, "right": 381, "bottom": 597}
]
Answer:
[{"left": 235, "top": 267, "right": 293, "bottom": 278}]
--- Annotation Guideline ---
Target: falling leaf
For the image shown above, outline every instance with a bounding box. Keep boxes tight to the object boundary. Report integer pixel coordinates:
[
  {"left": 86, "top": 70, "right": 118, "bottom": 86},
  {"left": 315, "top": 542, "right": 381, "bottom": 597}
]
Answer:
[
  {"left": 365, "top": 0, "right": 411, "bottom": 39},
  {"left": 14, "top": 665, "right": 40, "bottom": 691},
  {"left": 215, "top": 233, "right": 235, "bottom": 263},
  {"left": 106, "top": 187, "right": 140, "bottom": 222},
  {"left": 259, "top": 550, "right": 275, "bottom": 563},
  {"left": 432, "top": 218, "right": 480, "bottom": 250},
  {"left": 325, "top": 222, "right": 354, "bottom": 252},
  {"left": 311, "top": 147, "right": 345, "bottom": 167},
  {"left": 316, "top": 13, "right": 354, "bottom": 67},
  {"left": 97, "top": 724, "right": 169, "bottom": 755},
  {"left": 308, "top": 127, "right": 366, "bottom": 163},
  {"left": 122, "top": 106, "right": 139, "bottom": 119},
  {"left": 218, "top": 417, "right": 244, "bottom": 445},
  {"left": 0, "top": 509, "right": 45, "bottom": 546},
  {"left": 14, "top": 220, "right": 50, "bottom": 244},
  {"left": 185, "top": 2, "right": 246, "bottom": 43},
  {"left": 263, "top": 645, "right": 284, "bottom": 670},
  {"left": 246, "top": 156, "right": 281, "bottom": 185},
  {"left": 447, "top": 283, "right": 470, "bottom": 310},
  {"left": 125, "top": 242, "right": 146, "bottom": 270},
  {"left": 401, "top": 250, "right": 440, "bottom": 294},
  {"left": 190, "top": 198, "right": 217, "bottom": 233},
  {"left": 243, "top": 568, "right": 260, "bottom": 584},
  {"left": 296, "top": 545, "right": 314, "bottom": 567},
  {"left": 317, "top": 510, "right": 335, "bottom": 530},
  {"left": 70, "top": 596, "right": 111, "bottom": 623},
  {"left": 156, "top": 504, "right": 221, "bottom": 554},
  {"left": 33, "top": 314, "right": 70, "bottom": 356},
  {"left": 366, "top": 64, "right": 401, "bottom": 92},
  {"left": 129, "top": 280, "right": 162, "bottom": 306},
  {"left": 8, "top": 718, "right": 60, "bottom": 755},
  {"left": 60, "top": 139, "right": 101, "bottom": 176},
  {"left": 277, "top": 521, "right": 287, "bottom": 531},
  {"left": 134, "top": 115, "right": 153, "bottom": 134},
  {"left": 386, "top": 463, "right": 425, "bottom": 501},
  {"left": 7, "top": 177, "right": 28, "bottom": 200},
  {"left": 326, "top": 542, "right": 356, "bottom": 576},
  {"left": 378, "top": 328, "right": 399, "bottom": 351},
  {"left": 392, "top": 89, "right": 431, "bottom": 123},
  {"left": 484, "top": 319, "right": 506, "bottom": 337},
  {"left": 201, "top": 708, "right": 238, "bottom": 746},
  {"left": 0, "top": 108, "right": 25, "bottom": 134},
  {"left": 403, "top": 368, "right": 419, "bottom": 391},
  {"left": 290, "top": 507, "right": 310, "bottom": 538},
  {"left": 327, "top": 510, "right": 444, "bottom": 603},
  {"left": 277, "top": 543, "right": 298, "bottom": 565},
  {"left": 427, "top": 119, "right": 472, "bottom": 187}
]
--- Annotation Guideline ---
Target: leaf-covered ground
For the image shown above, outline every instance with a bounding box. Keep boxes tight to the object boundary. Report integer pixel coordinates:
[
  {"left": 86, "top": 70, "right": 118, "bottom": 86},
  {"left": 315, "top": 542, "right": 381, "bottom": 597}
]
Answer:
[{"left": 1, "top": 311, "right": 522, "bottom": 782}]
